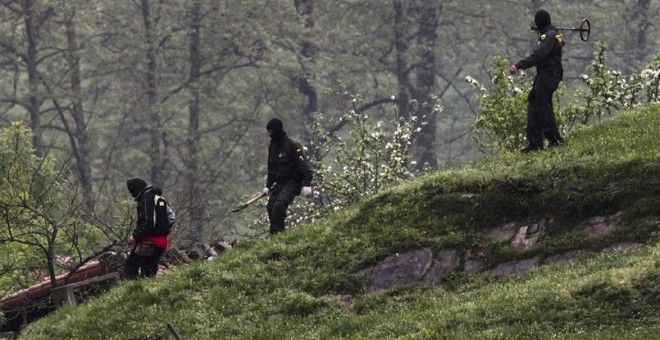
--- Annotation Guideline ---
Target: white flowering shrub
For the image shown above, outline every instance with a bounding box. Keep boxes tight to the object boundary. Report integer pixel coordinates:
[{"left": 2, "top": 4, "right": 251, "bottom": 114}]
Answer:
[
  {"left": 565, "top": 42, "right": 660, "bottom": 126},
  {"left": 287, "top": 92, "right": 439, "bottom": 226},
  {"left": 564, "top": 42, "right": 623, "bottom": 125},
  {"left": 640, "top": 54, "right": 660, "bottom": 103}
]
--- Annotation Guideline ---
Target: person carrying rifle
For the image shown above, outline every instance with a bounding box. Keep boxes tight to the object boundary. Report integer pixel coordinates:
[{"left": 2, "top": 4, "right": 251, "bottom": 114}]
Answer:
[{"left": 262, "top": 118, "right": 313, "bottom": 235}]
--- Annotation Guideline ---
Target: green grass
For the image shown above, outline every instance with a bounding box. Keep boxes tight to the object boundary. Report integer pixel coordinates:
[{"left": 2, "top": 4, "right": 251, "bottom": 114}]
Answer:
[{"left": 19, "top": 104, "right": 660, "bottom": 339}]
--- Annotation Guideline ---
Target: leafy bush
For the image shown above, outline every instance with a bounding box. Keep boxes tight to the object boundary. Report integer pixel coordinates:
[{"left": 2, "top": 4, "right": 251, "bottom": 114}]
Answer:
[
  {"left": 0, "top": 122, "right": 108, "bottom": 295},
  {"left": 466, "top": 56, "right": 535, "bottom": 153}
]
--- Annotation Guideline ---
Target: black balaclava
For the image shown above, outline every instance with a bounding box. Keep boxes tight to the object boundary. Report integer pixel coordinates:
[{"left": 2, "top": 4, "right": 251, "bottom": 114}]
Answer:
[
  {"left": 127, "top": 177, "right": 147, "bottom": 198},
  {"left": 266, "top": 118, "right": 286, "bottom": 142},
  {"left": 534, "top": 10, "right": 551, "bottom": 30}
]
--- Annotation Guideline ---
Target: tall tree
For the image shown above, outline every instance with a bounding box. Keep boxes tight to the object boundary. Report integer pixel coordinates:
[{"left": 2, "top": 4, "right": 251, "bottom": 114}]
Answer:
[
  {"left": 140, "top": 0, "right": 166, "bottom": 185},
  {"left": 623, "top": 0, "right": 654, "bottom": 73},
  {"left": 411, "top": 2, "right": 440, "bottom": 170},
  {"left": 0, "top": 1, "right": 56, "bottom": 157},
  {"left": 58, "top": 6, "right": 94, "bottom": 214},
  {"left": 185, "top": 0, "right": 205, "bottom": 241},
  {"left": 293, "top": 0, "right": 318, "bottom": 153}
]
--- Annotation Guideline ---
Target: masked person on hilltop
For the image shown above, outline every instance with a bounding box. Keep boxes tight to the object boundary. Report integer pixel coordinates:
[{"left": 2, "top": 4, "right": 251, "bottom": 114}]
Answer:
[
  {"left": 125, "top": 177, "right": 170, "bottom": 279},
  {"left": 509, "top": 9, "right": 565, "bottom": 153},
  {"left": 262, "top": 118, "right": 313, "bottom": 235}
]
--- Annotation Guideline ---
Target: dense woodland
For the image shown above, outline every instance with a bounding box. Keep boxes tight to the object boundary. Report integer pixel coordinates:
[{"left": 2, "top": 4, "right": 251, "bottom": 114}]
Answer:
[{"left": 1, "top": 0, "right": 659, "bottom": 296}]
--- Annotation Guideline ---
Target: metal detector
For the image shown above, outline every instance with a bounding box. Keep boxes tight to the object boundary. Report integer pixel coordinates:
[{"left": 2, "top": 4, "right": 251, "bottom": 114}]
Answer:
[{"left": 531, "top": 18, "right": 591, "bottom": 41}]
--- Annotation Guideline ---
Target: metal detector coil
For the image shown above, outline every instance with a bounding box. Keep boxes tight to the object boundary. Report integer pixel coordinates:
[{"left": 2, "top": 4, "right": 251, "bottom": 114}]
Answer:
[{"left": 531, "top": 18, "right": 591, "bottom": 41}]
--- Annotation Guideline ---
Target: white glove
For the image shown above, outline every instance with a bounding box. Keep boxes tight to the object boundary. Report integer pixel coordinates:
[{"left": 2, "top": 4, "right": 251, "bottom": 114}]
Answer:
[
  {"left": 262, "top": 187, "right": 270, "bottom": 195},
  {"left": 301, "top": 186, "right": 313, "bottom": 197}
]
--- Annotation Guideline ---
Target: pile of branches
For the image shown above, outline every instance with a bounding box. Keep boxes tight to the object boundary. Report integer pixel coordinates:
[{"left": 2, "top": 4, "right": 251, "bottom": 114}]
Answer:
[{"left": 163, "top": 238, "right": 235, "bottom": 267}]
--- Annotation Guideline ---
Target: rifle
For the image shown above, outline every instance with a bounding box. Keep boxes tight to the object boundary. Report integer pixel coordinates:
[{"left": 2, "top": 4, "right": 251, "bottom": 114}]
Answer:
[{"left": 231, "top": 192, "right": 267, "bottom": 213}]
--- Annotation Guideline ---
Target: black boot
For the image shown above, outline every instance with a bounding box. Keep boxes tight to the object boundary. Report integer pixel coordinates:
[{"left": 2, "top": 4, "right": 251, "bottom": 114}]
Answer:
[
  {"left": 544, "top": 126, "right": 563, "bottom": 148},
  {"left": 548, "top": 136, "right": 564, "bottom": 148},
  {"left": 524, "top": 126, "right": 544, "bottom": 153}
]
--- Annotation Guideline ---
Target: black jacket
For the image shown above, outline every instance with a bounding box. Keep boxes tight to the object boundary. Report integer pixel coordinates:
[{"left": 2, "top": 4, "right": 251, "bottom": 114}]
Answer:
[
  {"left": 515, "top": 25, "right": 564, "bottom": 71},
  {"left": 266, "top": 134, "right": 313, "bottom": 188},
  {"left": 132, "top": 185, "right": 164, "bottom": 241}
]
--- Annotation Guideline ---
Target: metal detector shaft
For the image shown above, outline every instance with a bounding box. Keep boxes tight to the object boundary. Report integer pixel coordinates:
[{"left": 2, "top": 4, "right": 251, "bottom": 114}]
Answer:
[
  {"left": 557, "top": 19, "right": 591, "bottom": 41},
  {"left": 531, "top": 18, "right": 591, "bottom": 41},
  {"left": 231, "top": 192, "right": 267, "bottom": 213}
]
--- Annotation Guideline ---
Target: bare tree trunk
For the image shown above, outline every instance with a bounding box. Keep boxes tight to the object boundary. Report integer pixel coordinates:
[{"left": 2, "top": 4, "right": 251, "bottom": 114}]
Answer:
[
  {"left": 393, "top": 0, "right": 410, "bottom": 120},
  {"left": 24, "top": 0, "right": 44, "bottom": 157},
  {"left": 627, "top": 0, "right": 651, "bottom": 73},
  {"left": 141, "top": 0, "right": 165, "bottom": 185},
  {"left": 412, "top": 3, "right": 439, "bottom": 170},
  {"left": 64, "top": 14, "right": 95, "bottom": 214},
  {"left": 293, "top": 0, "right": 319, "bottom": 156},
  {"left": 187, "top": 1, "right": 205, "bottom": 243}
]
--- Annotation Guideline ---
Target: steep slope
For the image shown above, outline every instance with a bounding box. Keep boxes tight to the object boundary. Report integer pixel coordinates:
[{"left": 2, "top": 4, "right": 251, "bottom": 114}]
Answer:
[{"left": 20, "top": 105, "right": 660, "bottom": 339}]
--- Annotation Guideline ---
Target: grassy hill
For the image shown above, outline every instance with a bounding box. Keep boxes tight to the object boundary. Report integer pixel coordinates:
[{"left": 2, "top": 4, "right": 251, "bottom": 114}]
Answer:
[{"left": 20, "top": 105, "right": 659, "bottom": 339}]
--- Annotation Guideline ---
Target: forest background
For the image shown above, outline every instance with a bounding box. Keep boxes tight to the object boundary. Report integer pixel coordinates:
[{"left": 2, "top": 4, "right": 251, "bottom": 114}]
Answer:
[{"left": 1, "top": 0, "right": 658, "bottom": 295}]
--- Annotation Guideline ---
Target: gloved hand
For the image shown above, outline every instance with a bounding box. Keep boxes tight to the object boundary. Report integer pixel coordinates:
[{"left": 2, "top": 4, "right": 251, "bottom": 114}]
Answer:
[
  {"left": 262, "top": 187, "right": 270, "bottom": 195},
  {"left": 301, "top": 186, "right": 313, "bottom": 197}
]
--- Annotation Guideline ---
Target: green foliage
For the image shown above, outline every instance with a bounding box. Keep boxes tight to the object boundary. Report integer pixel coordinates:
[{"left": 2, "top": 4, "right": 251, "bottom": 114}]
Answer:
[
  {"left": 0, "top": 122, "right": 60, "bottom": 292},
  {"left": 19, "top": 104, "right": 660, "bottom": 339},
  {"left": 0, "top": 122, "right": 107, "bottom": 295},
  {"left": 466, "top": 56, "right": 532, "bottom": 153}
]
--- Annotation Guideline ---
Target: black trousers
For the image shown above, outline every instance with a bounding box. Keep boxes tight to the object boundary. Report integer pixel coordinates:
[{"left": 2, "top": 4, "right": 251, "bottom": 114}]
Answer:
[
  {"left": 124, "top": 245, "right": 165, "bottom": 280},
  {"left": 526, "top": 68, "right": 563, "bottom": 147},
  {"left": 266, "top": 180, "right": 301, "bottom": 235}
]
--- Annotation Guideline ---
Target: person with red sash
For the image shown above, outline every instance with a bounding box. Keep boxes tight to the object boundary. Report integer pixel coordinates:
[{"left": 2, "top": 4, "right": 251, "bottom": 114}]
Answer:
[{"left": 124, "top": 177, "right": 169, "bottom": 279}]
